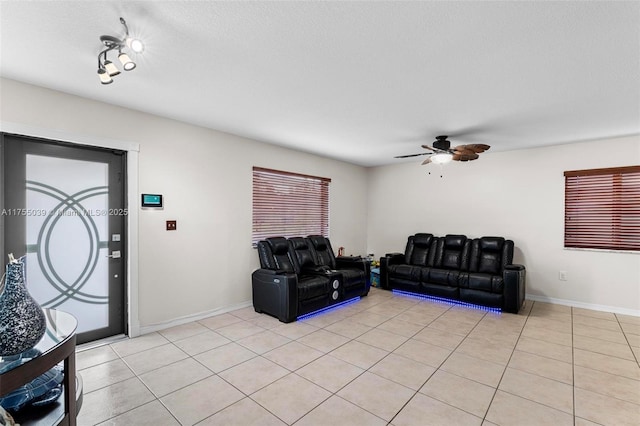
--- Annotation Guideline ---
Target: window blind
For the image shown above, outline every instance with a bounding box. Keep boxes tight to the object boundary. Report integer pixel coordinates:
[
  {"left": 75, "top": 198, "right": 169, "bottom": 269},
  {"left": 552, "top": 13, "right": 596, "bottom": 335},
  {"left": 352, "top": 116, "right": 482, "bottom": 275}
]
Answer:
[
  {"left": 252, "top": 167, "right": 330, "bottom": 245},
  {"left": 564, "top": 166, "right": 640, "bottom": 251}
]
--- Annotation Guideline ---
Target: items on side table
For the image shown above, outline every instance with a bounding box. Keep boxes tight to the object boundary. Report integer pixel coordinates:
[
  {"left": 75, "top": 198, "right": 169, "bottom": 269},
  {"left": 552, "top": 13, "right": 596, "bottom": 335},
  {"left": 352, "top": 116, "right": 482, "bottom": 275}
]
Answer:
[
  {"left": 370, "top": 267, "right": 381, "bottom": 288},
  {"left": 0, "top": 255, "right": 46, "bottom": 357},
  {"left": 0, "top": 360, "right": 64, "bottom": 412},
  {"left": 380, "top": 233, "right": 526, "bottom": 313},
  {"left": 0, "top": 309, "right": 80, "bottom": 424},
  {"left": 0, "top": 255, "right": 66, "bottom": 416},
  {"left": 0, "top": 406, "right": 18, "bottom": 426}
]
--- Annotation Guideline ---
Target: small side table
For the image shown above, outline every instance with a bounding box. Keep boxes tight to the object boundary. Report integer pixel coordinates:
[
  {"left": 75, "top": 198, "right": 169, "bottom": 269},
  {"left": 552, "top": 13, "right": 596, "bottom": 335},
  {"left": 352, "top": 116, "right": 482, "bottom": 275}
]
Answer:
[
  {"left": 0, "top": 309, "right": 82, "bottom": 426},
  {"left": 370, "top": 267, "right": 381, "bottom": 288}
]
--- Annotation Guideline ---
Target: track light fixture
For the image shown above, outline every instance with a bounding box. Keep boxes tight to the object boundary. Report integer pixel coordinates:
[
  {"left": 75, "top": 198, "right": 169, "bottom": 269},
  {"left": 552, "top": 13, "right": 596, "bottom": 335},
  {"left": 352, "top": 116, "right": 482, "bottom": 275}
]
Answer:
[{"left": 97, "top": 17, "right": 143, "bottom": 84}]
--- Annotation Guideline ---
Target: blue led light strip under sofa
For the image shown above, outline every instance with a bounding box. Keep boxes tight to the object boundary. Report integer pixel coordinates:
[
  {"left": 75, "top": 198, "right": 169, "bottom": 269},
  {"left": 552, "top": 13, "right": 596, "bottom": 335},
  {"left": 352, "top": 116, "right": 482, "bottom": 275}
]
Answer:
[
  {"left": 297, "top": 297, "right": 361, "bottom": 321},
  {"left": 392, "top": 289, "right": 502, "bottom": 313}
]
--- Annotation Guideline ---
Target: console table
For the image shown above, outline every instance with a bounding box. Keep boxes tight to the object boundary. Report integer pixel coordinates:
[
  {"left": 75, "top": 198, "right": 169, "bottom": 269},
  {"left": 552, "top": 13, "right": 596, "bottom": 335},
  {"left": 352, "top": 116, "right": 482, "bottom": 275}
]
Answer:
[{"left": 0, "top": 309, "right": 82, "bottom": 426}]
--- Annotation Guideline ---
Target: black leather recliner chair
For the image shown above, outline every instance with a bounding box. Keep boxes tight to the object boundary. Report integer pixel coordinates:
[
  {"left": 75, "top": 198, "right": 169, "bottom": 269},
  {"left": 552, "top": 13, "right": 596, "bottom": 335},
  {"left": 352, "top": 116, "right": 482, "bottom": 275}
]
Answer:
[
  {"left": 460, "top": 237, "right": 526, "bottom": 313},
  {"left": 252, "top": 236, "right": 370, "bottom": 323},
  {"left": 423, "top": 234, "right": 470, "bottom": 300},
  {"left": 384, "top": 233, "right": 438, "bottom": 295},
  {"left": 307, "top": 235, "right": 371, "bottom": 300}
]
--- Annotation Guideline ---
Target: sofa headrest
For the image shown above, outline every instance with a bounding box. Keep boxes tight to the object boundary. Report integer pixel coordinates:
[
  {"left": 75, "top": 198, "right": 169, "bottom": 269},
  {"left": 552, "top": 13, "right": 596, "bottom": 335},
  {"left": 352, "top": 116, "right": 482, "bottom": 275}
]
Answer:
[
  {"left": 413, "top": 233, "right": 434, "bottom": 247},
  {"left": 480, "top": 237, "right": 505, "bottom": 252},
  {"left": 288, "top": 237, "right": 310, "bottom": 251},
  {"left": 444, "top": 235, "right": 467, "bottom": 248},
  {"left": 307, "top": 235, "right": 327, "bottom": 250},
  {"left": 266, "top": 237, "right": 289, "bottom": 254}
]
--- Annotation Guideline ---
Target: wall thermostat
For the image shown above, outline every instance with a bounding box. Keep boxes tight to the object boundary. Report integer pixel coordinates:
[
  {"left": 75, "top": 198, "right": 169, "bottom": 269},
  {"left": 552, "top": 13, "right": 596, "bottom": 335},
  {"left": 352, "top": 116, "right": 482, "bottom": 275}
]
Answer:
[{"left": 141, "top": 194, "right": 163, "bottom": 209}]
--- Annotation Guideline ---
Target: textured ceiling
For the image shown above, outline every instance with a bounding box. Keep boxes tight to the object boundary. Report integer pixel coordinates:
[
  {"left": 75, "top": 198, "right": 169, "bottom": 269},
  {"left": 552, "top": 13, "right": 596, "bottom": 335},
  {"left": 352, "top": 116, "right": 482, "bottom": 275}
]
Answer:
[{"left": 1, "top": 1, "right": 638, "bottom": 166}]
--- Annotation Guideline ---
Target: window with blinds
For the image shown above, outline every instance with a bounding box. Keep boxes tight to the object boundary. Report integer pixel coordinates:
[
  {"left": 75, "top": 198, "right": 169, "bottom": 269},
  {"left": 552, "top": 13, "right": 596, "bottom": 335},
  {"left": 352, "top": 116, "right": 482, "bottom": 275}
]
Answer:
[
  {"left": 252, "top": 167, "right": 330, "bottom": 245},
  {"left": 564, "top": 166, "right": 640, "bottom": 251}
]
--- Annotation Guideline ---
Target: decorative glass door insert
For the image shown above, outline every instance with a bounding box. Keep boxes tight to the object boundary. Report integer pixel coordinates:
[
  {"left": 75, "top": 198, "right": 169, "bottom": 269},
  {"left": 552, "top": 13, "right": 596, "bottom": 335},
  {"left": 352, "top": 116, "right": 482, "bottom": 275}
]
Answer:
[{"left": 26, "top": 154, "right": 110, "bottom": 333}]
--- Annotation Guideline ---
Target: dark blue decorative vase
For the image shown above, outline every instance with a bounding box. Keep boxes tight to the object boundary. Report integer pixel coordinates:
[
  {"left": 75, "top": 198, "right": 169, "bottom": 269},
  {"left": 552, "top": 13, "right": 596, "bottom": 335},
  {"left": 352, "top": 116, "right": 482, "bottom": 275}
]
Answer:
[{"left": 0, "top": 255, "right": 46, "bottom": 356}]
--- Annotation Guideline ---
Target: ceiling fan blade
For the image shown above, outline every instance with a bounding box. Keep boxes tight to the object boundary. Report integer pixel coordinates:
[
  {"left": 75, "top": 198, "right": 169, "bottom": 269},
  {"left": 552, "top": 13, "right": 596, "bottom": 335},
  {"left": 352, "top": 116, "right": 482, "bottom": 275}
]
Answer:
[
  {"left": 420, "top": 144, "right": 436, "bottom": 151},
  {"left": 421, "top": 157, "right": 432, "bottom": 165},
  {"left": 394, "top": 152, "right": 431, "bottom": 159},
  {"left": 455, "top": 144, "right": 490, "bottom": 153},
  {"left": 453, "top": 153, "right": 480, "bottom": 162},
  {"left": 453, "top": 148, "right": 476, "bottom": 155}
]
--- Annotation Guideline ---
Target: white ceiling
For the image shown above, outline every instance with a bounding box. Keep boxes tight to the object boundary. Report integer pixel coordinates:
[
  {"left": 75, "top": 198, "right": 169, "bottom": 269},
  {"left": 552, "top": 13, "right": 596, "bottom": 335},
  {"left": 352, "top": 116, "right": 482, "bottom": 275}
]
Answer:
[{"left": 1, "top": 1, "right": 638, "bottom": 166}]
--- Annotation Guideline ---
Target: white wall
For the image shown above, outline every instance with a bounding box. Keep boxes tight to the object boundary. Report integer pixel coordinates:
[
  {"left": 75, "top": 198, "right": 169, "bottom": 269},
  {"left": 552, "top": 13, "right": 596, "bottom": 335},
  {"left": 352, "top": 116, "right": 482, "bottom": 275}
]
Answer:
[
  {"left": 2, "top": 78, "right": 638, "bottom": 319},
  {"left": 0, "top": 78, "right": 369, "bottom": 328},
  {"left": 367, "top": 136, "right": 640, "bottom": 314}
]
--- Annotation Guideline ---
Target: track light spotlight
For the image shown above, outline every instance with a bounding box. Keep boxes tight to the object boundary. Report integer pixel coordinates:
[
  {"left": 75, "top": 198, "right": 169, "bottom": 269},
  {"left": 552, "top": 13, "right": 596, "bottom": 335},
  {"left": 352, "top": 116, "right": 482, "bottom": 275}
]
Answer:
[
  {"left": 97, "top": 17, "right": 143, "bottom": 84},
  {"left": 97, "top": 68, "right": 113, "bottom": 85},
  {"left": 126, "top": 37, "right": 144, "bottom": 53},
  {"left": 103, "top": 60, "right": 120, "bottom": 77},
  {"left": 118, "top": 52, "right": 136, "bottom": 71}
]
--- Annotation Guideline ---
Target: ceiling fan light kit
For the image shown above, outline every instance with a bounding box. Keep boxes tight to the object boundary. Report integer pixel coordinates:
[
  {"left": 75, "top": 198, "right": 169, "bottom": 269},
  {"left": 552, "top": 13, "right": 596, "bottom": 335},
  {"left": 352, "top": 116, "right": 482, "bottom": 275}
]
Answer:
[
  {"left": 97, "top": 17, "right": 143, "bottom": 84},
  {"left": 430, "top": 153, "right": 453, "bottom": 164}
]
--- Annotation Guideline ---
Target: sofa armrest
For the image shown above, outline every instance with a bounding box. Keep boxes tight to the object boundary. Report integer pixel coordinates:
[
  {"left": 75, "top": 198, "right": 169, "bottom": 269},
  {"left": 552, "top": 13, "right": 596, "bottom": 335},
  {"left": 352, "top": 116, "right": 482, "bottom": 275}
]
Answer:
[
  {"left": 379, "top": 253, "right": 405, "bottom": 290},
  {"left": 302, "top": 265, "right": 332, "bottom": 275},
  {"left": 337, "top": 255, "right": 362, "bottom": 262},
  {"left": 505, "top": 264, "right": 525, "bottom": 271},
  {"left": 503, "top": 264, "right": 526, "bottom": 314},
  {"left": 336, "top": 256, "right": 368, "bottom": 271},
  {"left": 385, "top": 252, "right": 404, "bottom": 259},
  {"left": 256, "top": 268, "right": 292, "bottom": 275},
  {"left": 251, "top": 269, "right": 298, "bottom": 323}
]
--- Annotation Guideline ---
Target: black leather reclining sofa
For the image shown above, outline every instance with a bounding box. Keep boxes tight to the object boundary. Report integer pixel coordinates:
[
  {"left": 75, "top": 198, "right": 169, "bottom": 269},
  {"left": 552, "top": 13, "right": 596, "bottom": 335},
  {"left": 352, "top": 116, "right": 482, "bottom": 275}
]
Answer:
[
  {"left": 380, "top": 234, "right": 525, "bottom": 313},
  {"left": 252, "top": 235, "right": 370, "bottom": 322}
]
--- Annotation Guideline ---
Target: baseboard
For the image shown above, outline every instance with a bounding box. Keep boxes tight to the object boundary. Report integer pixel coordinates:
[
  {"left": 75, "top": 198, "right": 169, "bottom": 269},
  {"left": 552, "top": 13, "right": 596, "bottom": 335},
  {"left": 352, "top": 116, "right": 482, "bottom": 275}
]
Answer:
[
  {"left": 526, "top": 294, "right": 640, "bottom": 317},
  {"left": 77, "top": 334, "right": 128, "bottom": 352},
  {"left": 138, "top": 299, "right": 253, "bottom": 335}
]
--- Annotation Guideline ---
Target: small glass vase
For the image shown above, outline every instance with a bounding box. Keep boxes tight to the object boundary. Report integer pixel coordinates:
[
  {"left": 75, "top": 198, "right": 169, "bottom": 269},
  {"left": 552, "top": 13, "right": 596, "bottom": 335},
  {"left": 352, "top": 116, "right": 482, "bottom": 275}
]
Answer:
[{"left": 0, "top": 255, "right": 47, "bottom": 356}]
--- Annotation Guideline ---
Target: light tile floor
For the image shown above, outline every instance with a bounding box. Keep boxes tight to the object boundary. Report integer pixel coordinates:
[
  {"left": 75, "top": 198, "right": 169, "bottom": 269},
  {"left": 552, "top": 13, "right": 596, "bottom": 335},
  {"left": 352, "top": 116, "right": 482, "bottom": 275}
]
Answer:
[{"left": 76, "top": 288, "right": 640, "bottom": 425}]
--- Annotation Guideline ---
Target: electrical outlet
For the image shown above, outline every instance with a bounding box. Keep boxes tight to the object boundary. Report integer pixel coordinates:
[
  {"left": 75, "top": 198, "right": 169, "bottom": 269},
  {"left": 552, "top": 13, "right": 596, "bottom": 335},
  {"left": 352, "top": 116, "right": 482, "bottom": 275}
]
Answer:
[
  {"left": 559, "top": 270, "right": 567, "bottom": 281},
  {"left": 166, "top": 220, "right": 177, "bottom": 231}
]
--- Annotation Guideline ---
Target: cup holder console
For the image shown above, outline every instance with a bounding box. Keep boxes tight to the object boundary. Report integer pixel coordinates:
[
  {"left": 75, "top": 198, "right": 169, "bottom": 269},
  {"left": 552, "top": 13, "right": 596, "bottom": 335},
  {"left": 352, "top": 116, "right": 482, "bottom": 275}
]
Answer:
[{"left": 324, "top": 272, "right": 343, "bottom": 303}]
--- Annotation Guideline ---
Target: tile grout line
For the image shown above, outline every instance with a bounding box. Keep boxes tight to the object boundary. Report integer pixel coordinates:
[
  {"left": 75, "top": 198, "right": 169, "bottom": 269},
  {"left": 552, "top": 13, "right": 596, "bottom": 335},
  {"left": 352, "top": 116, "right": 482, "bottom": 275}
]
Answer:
[
  {"left": 75, "top": 290, "right": 639, "bottom": 425},
  {"left": 372, "top": 301, "right": 458, "bottom": 425},
  {"left": 477, "top": 300, "right": 532, "bottom": 424},
  {"left": 571, "top": 305, "right": 576, "bottom": 426},
  {"left": 294, "top": 292, "right": 456, "bottom": 425},
  {"left": 386, "top": 302, "right": 491, "bottom": 425},
  {"left": 269, "top": 293, "right": 402, "bottom": 425},
  {"left": 294, "top": 293, "right": 431, "bottom": 424},
  {"left": 202, "top": 295, "right": 393, "bottom": 425},
  {"left": 614, "top": 313, "right": 640, "bottom": 367}
]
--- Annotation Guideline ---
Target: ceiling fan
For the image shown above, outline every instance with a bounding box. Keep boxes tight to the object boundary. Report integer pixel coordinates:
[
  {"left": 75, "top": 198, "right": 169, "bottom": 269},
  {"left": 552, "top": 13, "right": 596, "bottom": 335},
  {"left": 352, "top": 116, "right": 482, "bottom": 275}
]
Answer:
[{"left": 395, "top": 135, "right": 490, "bottom": 165}]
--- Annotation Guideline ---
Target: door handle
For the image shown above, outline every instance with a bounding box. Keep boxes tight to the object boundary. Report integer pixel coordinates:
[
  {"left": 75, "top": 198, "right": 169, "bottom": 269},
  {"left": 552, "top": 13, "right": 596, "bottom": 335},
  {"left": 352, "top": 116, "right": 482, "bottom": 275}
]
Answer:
[{"left": 106, "top": 250, "right": 121, "bottom": 259}]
